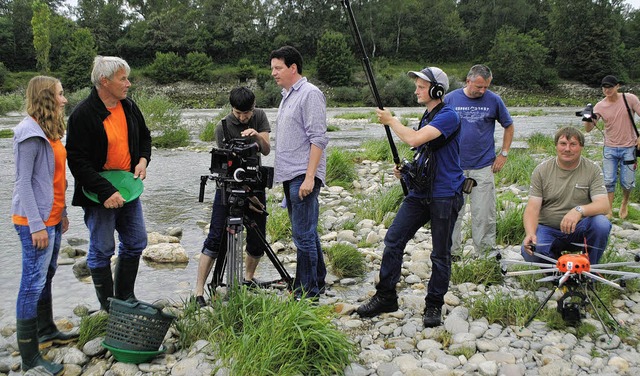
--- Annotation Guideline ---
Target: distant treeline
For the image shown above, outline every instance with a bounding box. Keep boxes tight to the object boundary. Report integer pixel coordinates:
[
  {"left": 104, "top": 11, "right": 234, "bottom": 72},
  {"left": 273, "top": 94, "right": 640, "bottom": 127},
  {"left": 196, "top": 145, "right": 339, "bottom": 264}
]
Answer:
[{"left": 1, "top": 0, "right": 640, "bottom": 92}]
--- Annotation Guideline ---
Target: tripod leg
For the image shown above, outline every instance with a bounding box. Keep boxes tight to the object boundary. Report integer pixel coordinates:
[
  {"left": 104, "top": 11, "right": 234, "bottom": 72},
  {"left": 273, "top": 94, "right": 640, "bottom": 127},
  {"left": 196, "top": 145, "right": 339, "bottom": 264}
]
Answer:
[
  {"left": 586, "top": 282, "right": 620, "bottom": 337},
  {"left": 523, "top": 288, "right": 558, "bottom": 328},
  {"left": 246, "top": 218, "right": 294, "bottom": 290},
  {"left": 208, "top": 237, "right": 227, "bottom": 296},
  {"left": 226, "top": 218, "right": 244, "bottom": 293}
]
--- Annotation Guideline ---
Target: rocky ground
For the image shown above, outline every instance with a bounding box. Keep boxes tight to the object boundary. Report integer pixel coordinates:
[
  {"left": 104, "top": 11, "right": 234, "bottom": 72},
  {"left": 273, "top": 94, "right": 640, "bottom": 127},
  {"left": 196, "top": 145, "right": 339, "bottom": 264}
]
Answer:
[{"left": 2, "top": 159, "right": 640, "bottom": 376}]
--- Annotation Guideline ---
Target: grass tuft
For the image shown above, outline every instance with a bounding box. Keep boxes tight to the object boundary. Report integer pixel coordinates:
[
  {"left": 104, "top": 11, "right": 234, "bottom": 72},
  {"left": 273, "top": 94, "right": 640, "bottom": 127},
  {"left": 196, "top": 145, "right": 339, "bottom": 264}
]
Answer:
[
  {"left": 326, "top": 147, "right": 357, "bottom": 189},
  {"left": 175, "top": 288, "right": 355, "bottom": 376},
  {"left": 325, "top": 243, "right": 366, "bottom": 278},
  {"left": 77, "top": 311, "right": 109, "bottom": 348}
]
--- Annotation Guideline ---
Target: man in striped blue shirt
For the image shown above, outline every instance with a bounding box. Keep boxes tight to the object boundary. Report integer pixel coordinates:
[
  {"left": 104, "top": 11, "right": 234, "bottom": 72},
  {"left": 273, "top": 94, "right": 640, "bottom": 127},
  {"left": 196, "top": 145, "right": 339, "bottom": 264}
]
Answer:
[{"left": 270, "top": 45, "right": 329, "bottom": 300}]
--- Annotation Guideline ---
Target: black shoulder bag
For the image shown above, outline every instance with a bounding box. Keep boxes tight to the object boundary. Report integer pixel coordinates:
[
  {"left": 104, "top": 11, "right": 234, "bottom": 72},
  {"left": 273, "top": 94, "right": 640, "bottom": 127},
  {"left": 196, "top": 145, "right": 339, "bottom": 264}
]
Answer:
[
  {"left": 621, "top": 93, "right": 640, "bottom": 160},
  {"left": 401, "top": 103, "right": 460, "bottom": 198}
]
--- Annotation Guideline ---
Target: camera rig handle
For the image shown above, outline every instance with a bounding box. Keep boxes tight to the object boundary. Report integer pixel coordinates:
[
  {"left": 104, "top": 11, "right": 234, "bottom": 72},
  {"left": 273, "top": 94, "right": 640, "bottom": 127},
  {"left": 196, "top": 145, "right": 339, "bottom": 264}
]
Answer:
[{"left": 199, "top": 175, "right": 210, "bottom": 202}]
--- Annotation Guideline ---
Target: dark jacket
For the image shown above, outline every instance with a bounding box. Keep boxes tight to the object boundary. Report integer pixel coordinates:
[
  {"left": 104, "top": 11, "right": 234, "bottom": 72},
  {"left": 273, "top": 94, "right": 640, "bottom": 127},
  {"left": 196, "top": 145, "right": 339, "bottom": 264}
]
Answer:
[{"left": 66, "top": 87, "right": 152, "bottom": 207}]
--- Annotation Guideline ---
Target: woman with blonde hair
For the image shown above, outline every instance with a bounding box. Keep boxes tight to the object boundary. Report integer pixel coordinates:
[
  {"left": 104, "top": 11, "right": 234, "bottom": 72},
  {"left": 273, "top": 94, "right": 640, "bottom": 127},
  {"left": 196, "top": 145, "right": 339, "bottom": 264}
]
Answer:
[{"left": 11, "top": 76, "right": 74, "bottom": 375}]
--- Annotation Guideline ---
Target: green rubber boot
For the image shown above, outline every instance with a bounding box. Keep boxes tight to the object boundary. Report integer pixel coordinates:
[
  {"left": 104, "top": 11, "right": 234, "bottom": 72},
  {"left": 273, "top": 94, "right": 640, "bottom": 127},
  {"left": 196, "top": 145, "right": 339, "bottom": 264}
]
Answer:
[
  {"left": 37, "top": 300, "right": 78, "bottom": 349},
  {"left": 90, "top": 266, "right": 114, "bottom": 312},
  {"left": 17, "top": 318, "right": 64, "bottom": 375},
  {"left": 114, "top": 256, "right": 140, "bottom": 301}
]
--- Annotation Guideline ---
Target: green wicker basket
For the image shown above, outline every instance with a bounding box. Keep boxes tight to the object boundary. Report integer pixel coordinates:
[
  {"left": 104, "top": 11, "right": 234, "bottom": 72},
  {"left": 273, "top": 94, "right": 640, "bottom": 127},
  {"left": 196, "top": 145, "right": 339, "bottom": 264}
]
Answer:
[
  {"left": 102, "top": 341, "right": 165, "bottom": 364},
  {"left": 104, "top": 298, "right": 175, "bottom": 351}
]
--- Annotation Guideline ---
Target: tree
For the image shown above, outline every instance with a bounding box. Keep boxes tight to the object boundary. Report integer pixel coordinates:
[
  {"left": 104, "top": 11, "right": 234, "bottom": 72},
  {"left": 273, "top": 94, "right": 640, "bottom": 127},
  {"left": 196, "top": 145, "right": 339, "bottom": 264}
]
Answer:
[
  {"left": 316, "top": 31, "right": 353, "bottom": 86},
  {"left": 488, "top": 26, "right": 555, "bottom": 89},
  {"left": 549, "top": 0, "right": 626, "bottom": 85},
  {"left": 76, "top": 0, "right": 127, "bottom": 56},
  {"left": 32, "top": 0, "right": 52, "bottom": 73},
  {"left": 458, "top": 0, "right": 549, "bottom": 60},
  {"left": 60, "top": 28, "right": 97, "bottom": 91}
]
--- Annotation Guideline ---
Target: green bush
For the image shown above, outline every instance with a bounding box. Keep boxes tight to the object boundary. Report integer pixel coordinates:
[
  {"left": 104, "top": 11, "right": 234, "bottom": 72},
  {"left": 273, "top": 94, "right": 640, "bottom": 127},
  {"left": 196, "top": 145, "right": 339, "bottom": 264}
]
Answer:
[
  {"left": 316, "top": 31, "right": 353, "bottom": 87},
  {"left": 255, "top": 80, "right": 283, "bottom": 108},
  {"left": 60, "top": 28, "right": 96, "bottom": 92},
  {"left": 329, "top": 86, "right": 362, "bottom": 106},
  {"left": 325, "top": 243, "right": 366, "bottom": 278},
  {"left": 199, "top": 104, "right": 228, "bottom": 142},
  {"left": 452, "top": 257, "right": 503, "bottom": 285},
  {"left": 236, "top": 58, "right": 255, "bottom": 82},
  {"left": 0, "top": 61, "right": 7, "bottom": 88},
  {"left": 77, "top": 311, "right": 109, "bottom": 348},
  {"left": 184, "top": 52, "right": 214, "bottom": 83},
  {"left": 64, "top": 87, "right": 90, "bottom": 115},
  {"left": 0, "top": 93, "right": 23, "bottom": 115},
  {"left": 147, "top": 52, "right": 184, "bottom": 84},
  {"left": 134, "top": 91, "right": 189, "bottom": 148},
  {"left": 373, "top": 75, "right": 416, "bottom": 107},
  {"left": 489, "top": 26, "right": 556, "bottom": 89},
  {"left": 355, "top": 185, "right": 404, "bottom": 224}
]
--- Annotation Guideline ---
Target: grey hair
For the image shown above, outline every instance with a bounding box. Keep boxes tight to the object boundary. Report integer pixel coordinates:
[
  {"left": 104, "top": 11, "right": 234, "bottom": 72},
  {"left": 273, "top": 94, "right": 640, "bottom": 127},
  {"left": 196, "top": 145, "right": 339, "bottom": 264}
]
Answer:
[
  {"left": 467, "top": 64, "right": 492, "bottom": 81},
  {"left": 91, "top": 56, "right": 131, "bottom": 88}
]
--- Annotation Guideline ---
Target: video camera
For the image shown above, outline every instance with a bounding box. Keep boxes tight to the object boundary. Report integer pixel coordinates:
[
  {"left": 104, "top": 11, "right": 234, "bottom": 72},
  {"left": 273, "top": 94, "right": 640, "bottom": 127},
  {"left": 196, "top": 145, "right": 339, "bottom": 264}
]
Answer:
[
  {"left": 199, "top": 120, "right": 274, "bottom": 203},
  {"left": 575, "top": 103, "right": 595, "bottom": 122}
]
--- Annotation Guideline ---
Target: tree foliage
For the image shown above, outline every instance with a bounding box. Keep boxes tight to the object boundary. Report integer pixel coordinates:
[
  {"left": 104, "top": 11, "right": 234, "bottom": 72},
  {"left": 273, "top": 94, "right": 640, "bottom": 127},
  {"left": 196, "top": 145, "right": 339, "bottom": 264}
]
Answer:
[
  {"left": 60, "top": 28, "right": 97, "bottom": 92},
  {"left": 549, "top": 0, "right": 625, "bottom": 85},
  {"left": 488, "top": 26, "right": 553, "bottom": 89},
  {"left": 316, "top": 31, "right": 353, "bottom": 87},
  {"left": 31, "top": 0, "right": 52, "bottom": 73},
  {"left": 1, "top": 0, "right": 640, "bottom": 87}
]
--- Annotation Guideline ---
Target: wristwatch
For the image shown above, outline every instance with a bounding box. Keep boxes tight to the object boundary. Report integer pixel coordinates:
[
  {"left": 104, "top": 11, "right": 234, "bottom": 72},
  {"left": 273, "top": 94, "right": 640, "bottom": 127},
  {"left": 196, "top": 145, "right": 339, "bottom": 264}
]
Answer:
[
  {"left": 574, "top": 206, "right": 584, "bottom": 215},
  {"left": 500, "top": 150, "right": 508, "bottom": 157}
]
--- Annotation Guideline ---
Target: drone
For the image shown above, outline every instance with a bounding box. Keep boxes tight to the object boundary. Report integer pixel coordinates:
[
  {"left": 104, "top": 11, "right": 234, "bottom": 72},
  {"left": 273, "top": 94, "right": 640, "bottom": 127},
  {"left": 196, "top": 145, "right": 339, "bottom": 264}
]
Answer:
[{"left": 502, "top": 242, "right": 640, "bottom": 337}]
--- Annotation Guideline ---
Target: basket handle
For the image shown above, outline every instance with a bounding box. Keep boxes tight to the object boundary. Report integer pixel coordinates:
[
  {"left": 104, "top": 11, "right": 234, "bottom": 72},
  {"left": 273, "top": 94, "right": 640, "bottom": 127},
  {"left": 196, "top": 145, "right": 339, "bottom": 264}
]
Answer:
[{"left": 107, "top": 298, "right": 176, "bottom": 320}]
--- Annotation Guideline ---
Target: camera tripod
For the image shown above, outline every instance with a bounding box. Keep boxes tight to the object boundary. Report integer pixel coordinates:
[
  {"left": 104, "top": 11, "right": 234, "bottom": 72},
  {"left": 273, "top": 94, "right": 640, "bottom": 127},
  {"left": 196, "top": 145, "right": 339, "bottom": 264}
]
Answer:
[{"left": 207, "top": 184, "right": 293, "bottom": 295}]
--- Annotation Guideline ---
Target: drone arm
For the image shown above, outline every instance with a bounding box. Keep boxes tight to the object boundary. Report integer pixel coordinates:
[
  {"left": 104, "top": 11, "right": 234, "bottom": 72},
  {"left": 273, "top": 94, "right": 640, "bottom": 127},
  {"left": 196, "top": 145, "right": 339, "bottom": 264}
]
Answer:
[{"left": 583, "top": 271, "right": 623, "bottom": 290}]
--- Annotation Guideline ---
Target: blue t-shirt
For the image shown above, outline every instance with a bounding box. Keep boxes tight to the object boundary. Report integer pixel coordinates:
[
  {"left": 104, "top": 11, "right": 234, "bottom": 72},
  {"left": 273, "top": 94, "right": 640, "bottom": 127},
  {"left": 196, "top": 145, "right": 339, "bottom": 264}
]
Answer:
[
  {"left": 410, "top": 105, "right": 465, "bottom": 199},
  {"left": 444, "top": 88, "right": 513, "bottom": 170}
]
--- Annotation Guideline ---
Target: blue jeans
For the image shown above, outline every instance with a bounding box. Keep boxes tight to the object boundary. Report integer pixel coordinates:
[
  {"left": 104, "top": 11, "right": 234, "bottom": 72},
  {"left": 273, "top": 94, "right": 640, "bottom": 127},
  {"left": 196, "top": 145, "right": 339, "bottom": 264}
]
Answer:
[
  {"left": 520, "top": 215, "right": 611, "bottom": 264},
  {"left": 603, "top": 146, "right": 636, "bottom": 192},
  {"left": 15, "top": 223, "right": 61, "bottom": 320},
  {"left": 202, "top": 189, "right": 267, "bottom": 259},
  {"left": 283, "top": 175, "right": 326, "bottom": 298},
  {"left": 83, "top": 198, "right": 147, "bottom": 269},
  {"left": 376, "top": 194, "right": 463, "bottom": 308}
]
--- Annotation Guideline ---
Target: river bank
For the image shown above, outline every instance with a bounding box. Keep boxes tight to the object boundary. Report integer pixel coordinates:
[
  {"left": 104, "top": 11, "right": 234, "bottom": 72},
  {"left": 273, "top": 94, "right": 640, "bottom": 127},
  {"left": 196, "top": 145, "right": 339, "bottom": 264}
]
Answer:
[
  {"left": 1, "top": 155, "right": 640, "bottom": 375},
  {"left": 1, "top": 106, "right": 639, "bottom": 375}
]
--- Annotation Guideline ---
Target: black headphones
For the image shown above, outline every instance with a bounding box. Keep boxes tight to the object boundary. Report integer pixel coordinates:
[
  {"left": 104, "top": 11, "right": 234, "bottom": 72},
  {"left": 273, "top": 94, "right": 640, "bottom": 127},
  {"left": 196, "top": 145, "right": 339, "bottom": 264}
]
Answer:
[{"left": 423, "top": 68, "right": 445, "bottom": 100}]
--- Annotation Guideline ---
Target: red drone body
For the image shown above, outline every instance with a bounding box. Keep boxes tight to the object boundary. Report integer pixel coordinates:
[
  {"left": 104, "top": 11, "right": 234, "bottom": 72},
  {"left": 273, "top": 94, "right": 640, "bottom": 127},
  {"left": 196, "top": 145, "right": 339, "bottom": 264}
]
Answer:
[{"left": 556, "top": 253, "right": 590, "bottom": 274}]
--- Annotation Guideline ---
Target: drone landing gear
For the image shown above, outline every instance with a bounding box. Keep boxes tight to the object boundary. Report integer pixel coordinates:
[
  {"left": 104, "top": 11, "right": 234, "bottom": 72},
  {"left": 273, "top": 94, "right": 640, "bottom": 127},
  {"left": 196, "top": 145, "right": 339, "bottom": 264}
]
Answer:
[{"left": 523, "top": 275, "right": 621, "bottom": 338}]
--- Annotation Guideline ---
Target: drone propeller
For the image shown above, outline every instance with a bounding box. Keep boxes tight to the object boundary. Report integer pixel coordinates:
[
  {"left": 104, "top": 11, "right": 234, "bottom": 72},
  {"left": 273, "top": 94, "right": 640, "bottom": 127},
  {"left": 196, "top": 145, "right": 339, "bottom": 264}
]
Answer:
[
  {"left": 589, "top": 268, "right": 640, "bottom": 278},
  {"left": 536, "top": 275, "right": 560, "bottom": 283},
  {"left": 583, "top": 271, "right": 623, "bottom": 290},
  {"left": 502, "top": 259, "right": 557, "bottom": 268},
  {"left": 505, "top": 268, "right": 558, "bottom": 277},
  {"left": 591, "top": 261, "right": 640, "bottom": 269}
]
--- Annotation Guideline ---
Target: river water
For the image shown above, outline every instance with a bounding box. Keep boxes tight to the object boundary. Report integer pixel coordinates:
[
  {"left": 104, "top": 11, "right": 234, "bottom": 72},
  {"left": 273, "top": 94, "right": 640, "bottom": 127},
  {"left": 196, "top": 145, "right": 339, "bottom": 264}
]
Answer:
[{"left": 0, "top": 106, "right": 582, "bottom": 324}]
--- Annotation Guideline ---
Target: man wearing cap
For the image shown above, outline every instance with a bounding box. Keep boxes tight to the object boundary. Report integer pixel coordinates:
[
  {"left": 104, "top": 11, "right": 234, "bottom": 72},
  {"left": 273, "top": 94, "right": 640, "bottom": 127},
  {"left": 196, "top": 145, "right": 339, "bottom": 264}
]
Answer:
[
  {"left": 66, "top": 56, "right": 151, "bottom": 312},
  {"left": 445, "top": 64, "right": 514, "bottom": 256},
  {"left": 356, "top": 66, "right": 465, "bottom": 328},
  {"left": 583, "top": 75, "right": 640, "bottom": 219}
]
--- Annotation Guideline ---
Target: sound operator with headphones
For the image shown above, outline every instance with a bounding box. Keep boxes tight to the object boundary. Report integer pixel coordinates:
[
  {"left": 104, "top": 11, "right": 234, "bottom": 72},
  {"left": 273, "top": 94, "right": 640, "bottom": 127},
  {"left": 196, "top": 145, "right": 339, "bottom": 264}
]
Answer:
[{"left": 356, "top": 67, "right": 465, "bottom": 328}]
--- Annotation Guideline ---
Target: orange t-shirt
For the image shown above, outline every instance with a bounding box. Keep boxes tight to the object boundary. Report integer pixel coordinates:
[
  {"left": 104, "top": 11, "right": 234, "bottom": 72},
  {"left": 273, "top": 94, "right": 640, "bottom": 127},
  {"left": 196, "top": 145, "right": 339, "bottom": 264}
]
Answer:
[
  {"left": 103, "top": 102, "right": 131, "bottom": 171},
  {"left": 13, "top": 138, "right": 66, "bottom": 226}
]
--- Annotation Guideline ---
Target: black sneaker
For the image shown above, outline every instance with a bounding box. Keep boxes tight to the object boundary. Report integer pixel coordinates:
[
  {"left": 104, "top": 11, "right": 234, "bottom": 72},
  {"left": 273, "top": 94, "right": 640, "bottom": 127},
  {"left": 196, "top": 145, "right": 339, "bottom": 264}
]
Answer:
[
  {"left": 356, "top": 295, "right": 399, "bottom": 318},
  {"left": 195, "top": 295, "right": 206, "bottom": 308},
  {"left": 243, "top": 278, "right": 260, "bottom": 290},
  {"left": 423, "top": 306, "right": 442, "bottom": 328}
]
